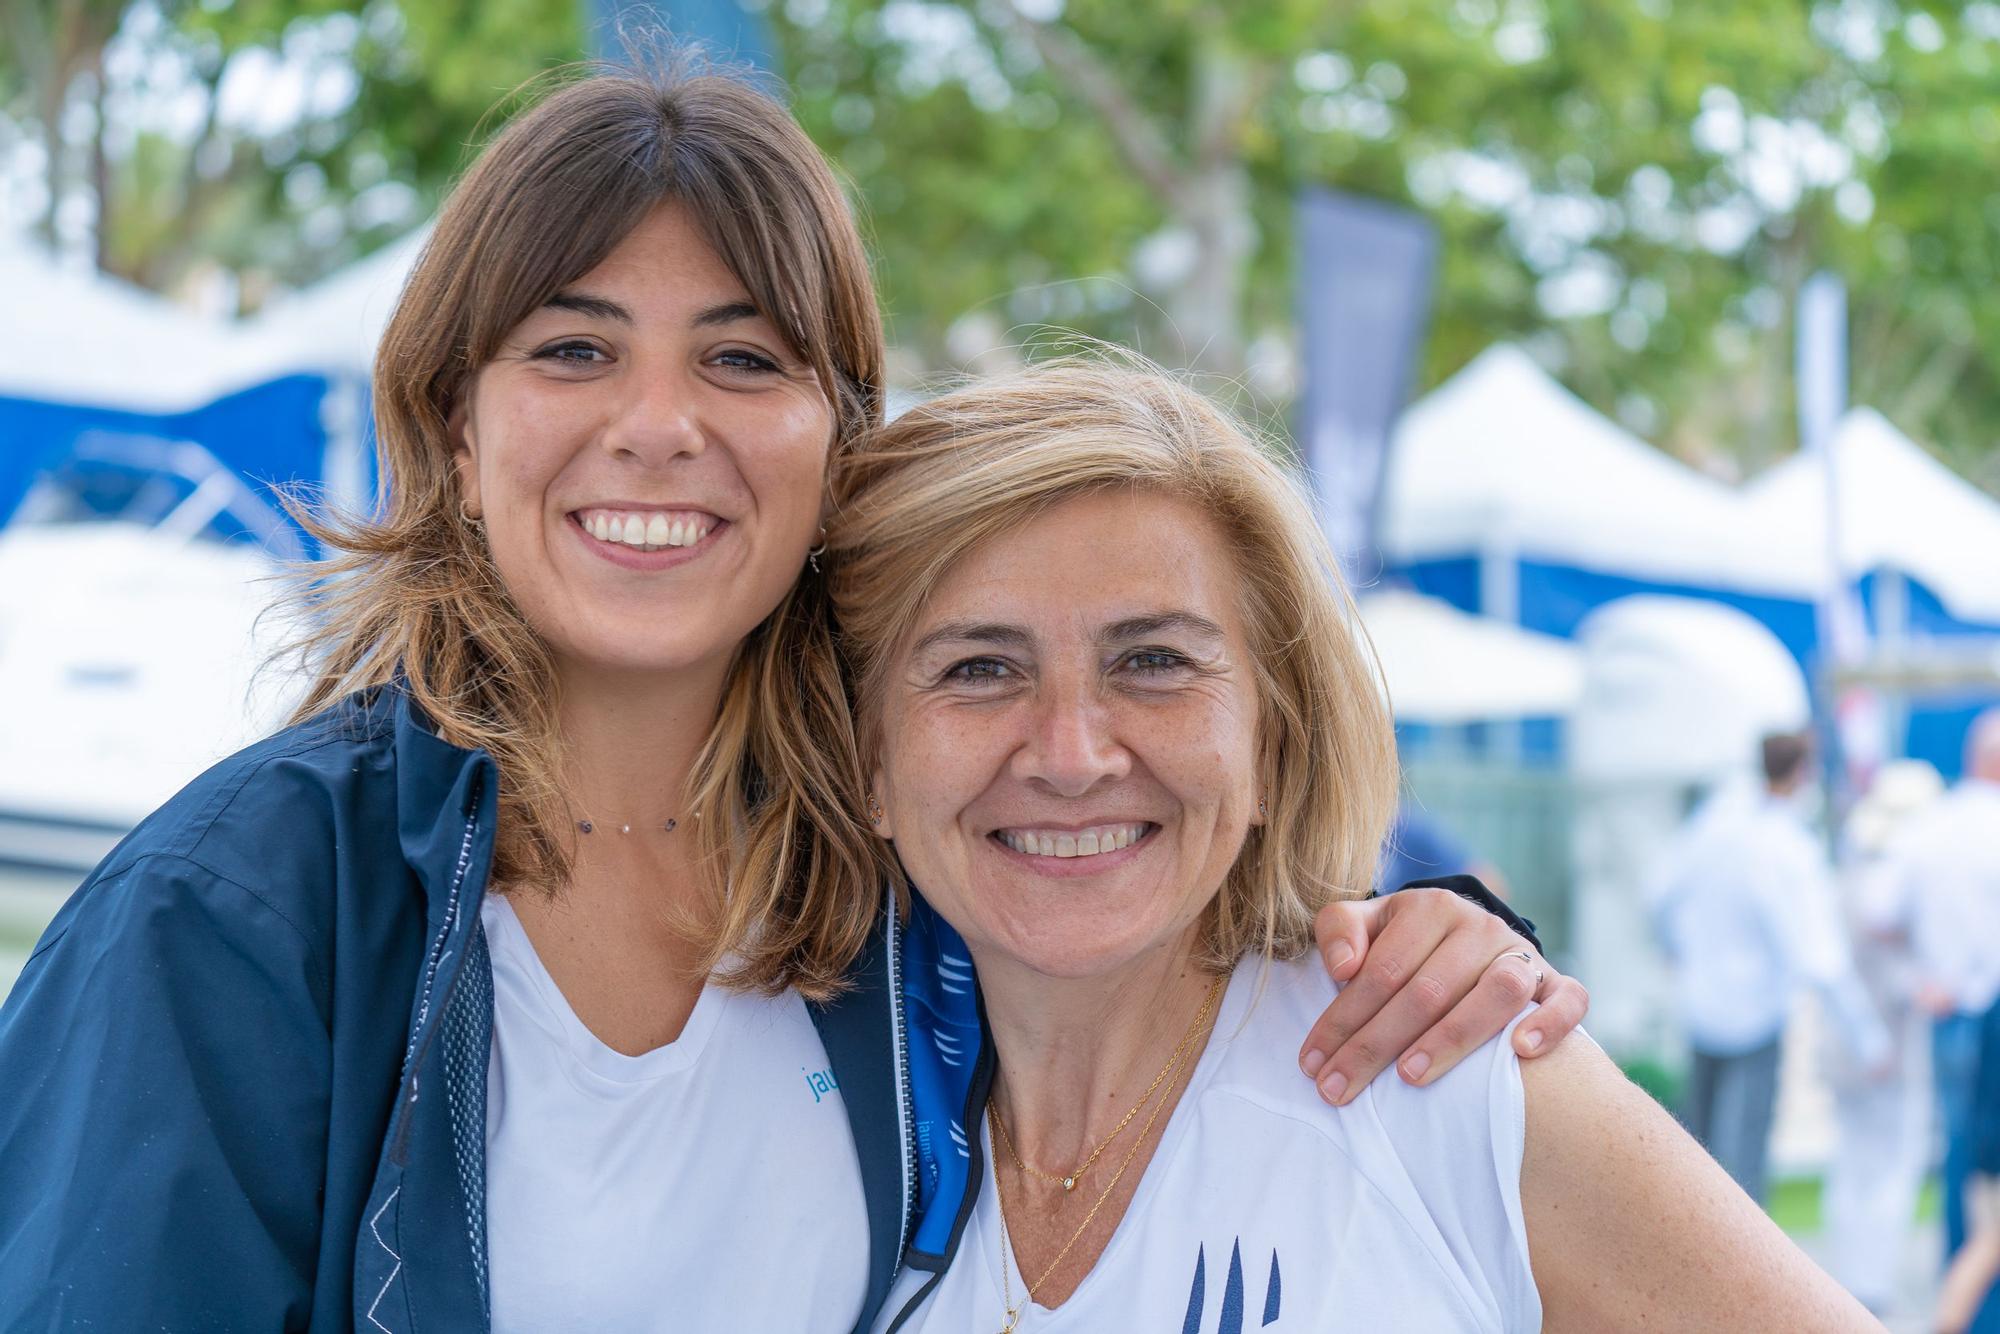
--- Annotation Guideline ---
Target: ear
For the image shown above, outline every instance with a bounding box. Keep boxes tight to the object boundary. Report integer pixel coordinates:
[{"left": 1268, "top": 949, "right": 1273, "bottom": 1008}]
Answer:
[
  {"left": 448, "top": 394, "right": 482, "bottom": 520},
  {"left": 868, "top": 768, "right": 895, "bottom": 840},
  {"left": 1249, "top": 740, "right": 1274, "bottom": 828}
]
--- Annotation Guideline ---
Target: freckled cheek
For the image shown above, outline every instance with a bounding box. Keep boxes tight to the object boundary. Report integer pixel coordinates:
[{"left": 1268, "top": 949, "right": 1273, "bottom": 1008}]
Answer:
[
  {"left": 485, "top": 415, "right": 584, "bottom": 513},
  {"left": 736, "top": 405, "right": 833, "bottom": 503}
]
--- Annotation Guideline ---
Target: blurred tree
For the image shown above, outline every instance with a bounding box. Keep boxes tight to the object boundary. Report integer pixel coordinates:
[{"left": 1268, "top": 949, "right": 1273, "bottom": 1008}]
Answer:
[
  {"left": 1, "top": 0, "right": 136, "bottom": 262},
  {"left": 2, "top": 0, "right": 1994, "bottom": 482},
  {"left": 773, "top": 0, "right": 2000, "bottom": 476},
  {"left": 1, "top": 0, "right": 577, "bottom": 303}
]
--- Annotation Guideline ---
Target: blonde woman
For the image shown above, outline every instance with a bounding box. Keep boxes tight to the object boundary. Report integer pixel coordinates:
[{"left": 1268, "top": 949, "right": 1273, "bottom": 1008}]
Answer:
[
  {"left": 0, "top": 63, "right": 1584, "bottom": 1333},
  {"left": 828, "top": 360, "right": 1880, "bottom": 1332}
]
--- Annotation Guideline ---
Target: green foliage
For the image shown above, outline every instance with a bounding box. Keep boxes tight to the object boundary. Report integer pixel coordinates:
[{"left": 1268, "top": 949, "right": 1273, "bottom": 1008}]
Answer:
[
  {"left": 4, "top": 0, "right": 578, "bottom": 301},
  {"left": 774, "top": 0, "right": 2000, "bottom": 480},
  {"left": 6, "top": 0, "right": 1998, "bottom": 482}
]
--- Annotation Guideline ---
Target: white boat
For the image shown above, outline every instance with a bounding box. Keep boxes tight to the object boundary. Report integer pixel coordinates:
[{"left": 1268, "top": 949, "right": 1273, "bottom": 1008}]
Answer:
[{"left": 0, "top": 436, "right": 307, "bottom": 870}]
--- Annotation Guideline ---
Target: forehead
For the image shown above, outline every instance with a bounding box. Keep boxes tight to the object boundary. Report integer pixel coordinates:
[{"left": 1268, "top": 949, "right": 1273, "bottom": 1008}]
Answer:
[
  {"left": 916, "top": 488, "right": 1247, "bottom": 640},
  {"left": 565, "top": 202, "right": 750, "bottom": 311}
]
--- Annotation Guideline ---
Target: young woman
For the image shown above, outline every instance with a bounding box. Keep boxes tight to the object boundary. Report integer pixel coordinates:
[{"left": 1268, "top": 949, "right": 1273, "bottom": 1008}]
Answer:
[
  {"left": 0, "top": 62, "right": 1584, "bottom": 1332},
  {"left": 826, "top": 358, "right": 1879, "bottom": 1333}
]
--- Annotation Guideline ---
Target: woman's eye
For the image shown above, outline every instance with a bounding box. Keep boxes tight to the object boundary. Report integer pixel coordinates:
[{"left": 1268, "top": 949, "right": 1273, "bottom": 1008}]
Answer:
[
  {"left": 1123, "top": 649, "right": 1191, "bottom": 676},
  {"left": 714, "top": 348, "right": 781, "bottom": 374},
  {"left": 943, "top": 657, "right": 1014, "bottom": 684},
  {"left": 534, "top": 341, "right": 609, "bottom": 366}
]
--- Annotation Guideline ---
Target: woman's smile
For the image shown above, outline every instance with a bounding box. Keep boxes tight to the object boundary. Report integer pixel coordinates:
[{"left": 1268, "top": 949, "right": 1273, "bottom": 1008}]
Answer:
[
  {"left": 567, "top": 507, "right": 731, "bottom": 570},
  {"left": 987, "top": 820, "right": 1160, "bottom": 876}
]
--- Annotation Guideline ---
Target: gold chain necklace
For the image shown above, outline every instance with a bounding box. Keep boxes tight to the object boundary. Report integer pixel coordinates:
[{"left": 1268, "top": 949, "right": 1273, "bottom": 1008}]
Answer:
[
  {"left": 988, "top": 975, "right": 1224, "bottom": 1333},
  {"left": 989, "top": 978, "right": 1218, "bottom": 1195}
]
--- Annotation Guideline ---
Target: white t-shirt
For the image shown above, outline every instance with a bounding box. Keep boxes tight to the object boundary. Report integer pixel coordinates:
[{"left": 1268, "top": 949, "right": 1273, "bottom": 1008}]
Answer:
[
  {"left": 480, "top": 893, "right": 869, "bottom": 1332},
  {"left": 878, "top": 956, "right": 1541, "bottom": 1333}
]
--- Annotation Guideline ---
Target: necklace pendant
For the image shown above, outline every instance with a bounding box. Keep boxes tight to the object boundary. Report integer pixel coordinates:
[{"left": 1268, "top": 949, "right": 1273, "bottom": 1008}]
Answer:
[{"left": 1062, "top": 1176, "right": 1076, "bottom": 1192}]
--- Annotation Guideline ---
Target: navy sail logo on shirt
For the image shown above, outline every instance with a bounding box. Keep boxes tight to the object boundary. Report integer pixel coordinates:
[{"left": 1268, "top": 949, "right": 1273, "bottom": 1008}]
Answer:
[{"left": 1180, "top": 1239, "right": 1280, "bottom": 1332}]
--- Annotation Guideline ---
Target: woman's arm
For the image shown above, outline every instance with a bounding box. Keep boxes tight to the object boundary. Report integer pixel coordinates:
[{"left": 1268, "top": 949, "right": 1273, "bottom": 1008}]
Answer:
[
  {"left": 1520, "top": 1032, "right": 1878, "bottom": 1331},
  {"left": 0, "top": 855, "right": 330, "bottom": 1326},
  {"left": 1299, "top": 884, "right": 1590, "bottom": 1103}
]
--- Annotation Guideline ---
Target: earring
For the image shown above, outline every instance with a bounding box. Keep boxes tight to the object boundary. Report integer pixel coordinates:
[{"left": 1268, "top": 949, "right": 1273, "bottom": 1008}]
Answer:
[
  {"left": 459, "top": 500, "right": 484, "bottom": 532},
  {"left": 865, "top": 792, "right": 884, "bottom": 825},
  {"left": 807, "top": 525, "right": 828, "bottom": 575},
  {"left": 1257, "top": 796, "right": 1269, "bottom": 817}
]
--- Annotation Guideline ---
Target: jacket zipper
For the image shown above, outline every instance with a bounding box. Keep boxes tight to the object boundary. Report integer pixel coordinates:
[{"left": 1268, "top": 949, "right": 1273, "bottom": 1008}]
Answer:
[
  {"left": 885, "top": 895, "right": 918, "bottom": 1260},
  {"left": 390, "top": 775, "right": 485, "bottom": 1164}
]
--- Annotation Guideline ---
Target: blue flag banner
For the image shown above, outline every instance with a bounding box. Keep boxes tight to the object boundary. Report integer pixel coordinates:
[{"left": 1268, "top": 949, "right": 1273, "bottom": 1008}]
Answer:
[{"left": 1296, "top": 189, "right": 1437, "bottom": 583}]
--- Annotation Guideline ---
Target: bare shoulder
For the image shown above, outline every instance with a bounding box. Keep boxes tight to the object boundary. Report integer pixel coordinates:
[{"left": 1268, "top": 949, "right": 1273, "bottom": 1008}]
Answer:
[{"left": 1518, "top": 1038, "right": 1881, "bottom": 1332}]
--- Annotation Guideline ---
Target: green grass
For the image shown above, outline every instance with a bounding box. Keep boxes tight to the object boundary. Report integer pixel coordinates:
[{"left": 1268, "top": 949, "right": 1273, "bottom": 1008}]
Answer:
[{"left": 1769, "top": 1175, "right": 1941, "bottom": 1236}]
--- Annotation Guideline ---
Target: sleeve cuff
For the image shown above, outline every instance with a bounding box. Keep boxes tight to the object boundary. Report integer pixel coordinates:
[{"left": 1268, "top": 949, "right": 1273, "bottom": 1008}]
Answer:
[{"left": 1375, "top": 873, "right": 1544, "bottom": 956}]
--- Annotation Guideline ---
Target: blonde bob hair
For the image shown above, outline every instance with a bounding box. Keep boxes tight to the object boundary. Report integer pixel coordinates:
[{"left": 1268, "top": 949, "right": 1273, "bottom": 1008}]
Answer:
[
  {"left": 825, "top": 357, "right": 1400, "bottom": 968},
  {"left": 284, "top": 58, "right": 889, "bottom": 999}
]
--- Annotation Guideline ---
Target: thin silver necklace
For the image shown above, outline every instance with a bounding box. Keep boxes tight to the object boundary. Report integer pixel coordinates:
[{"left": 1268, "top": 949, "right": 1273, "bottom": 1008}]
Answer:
[{"left": 575, "top": 813, "right": 688, "bottom": 835}]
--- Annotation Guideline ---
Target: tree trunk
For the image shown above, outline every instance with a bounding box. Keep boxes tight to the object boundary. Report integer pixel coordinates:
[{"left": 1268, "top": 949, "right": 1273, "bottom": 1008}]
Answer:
[
  {"left": 1161, "top": 37, "right": 1254, "bottom": 380},
  {"left": 90, "top": 55, "right": 110, "bottom": 274},
  {"left": 39, "top": 78, "right": 65, "bottom": 248}
]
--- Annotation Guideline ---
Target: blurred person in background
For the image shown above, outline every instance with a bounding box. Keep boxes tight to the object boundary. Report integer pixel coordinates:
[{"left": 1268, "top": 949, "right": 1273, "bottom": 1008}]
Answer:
[
  {"left": 1865, "top": 708, "right": 2000, "bottom": 1291},
  {"left": 1649, "top": 730, "right": 1891, "bottom": 1205},
  {"left": 0, "top": 56, "right": 1587, "bottom": 1331},
  {"left": 1826, "top": 759, "right": 1945, "bottom": 1315},
  {"left": 1935, "top": 998, "right": 2000, "bottom": 1334}
]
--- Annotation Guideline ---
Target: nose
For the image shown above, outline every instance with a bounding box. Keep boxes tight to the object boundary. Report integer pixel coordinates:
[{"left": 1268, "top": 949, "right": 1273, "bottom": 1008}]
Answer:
[
  {"left": 1010, "top": 676, "right": 1131, "bottom": 798},
  {"left": 599, "top": 366, "right": 708, "bottom": 465}
]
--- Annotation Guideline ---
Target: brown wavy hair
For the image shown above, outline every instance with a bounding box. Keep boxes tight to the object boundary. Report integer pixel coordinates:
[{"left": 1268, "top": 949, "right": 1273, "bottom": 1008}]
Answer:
[
  {"left": 282, "top": 56, "right": 892, "bottom": 998},
  {"left": 825, "top": 356, "right": 1400, "bottom": 968}
]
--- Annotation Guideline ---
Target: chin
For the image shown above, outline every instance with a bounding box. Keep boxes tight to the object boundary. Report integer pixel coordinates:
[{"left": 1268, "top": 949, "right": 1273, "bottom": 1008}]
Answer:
[
  {"left": 556, "top": 624, "right": 731, "bottom": 677},
  {"left": 987, "top": 920, "right": 1184, "bottom": 982}
]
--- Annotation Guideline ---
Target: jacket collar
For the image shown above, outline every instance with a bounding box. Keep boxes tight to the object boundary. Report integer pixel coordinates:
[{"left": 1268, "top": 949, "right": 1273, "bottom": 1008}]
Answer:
[{"left": 391, "top": 686, "right": 500, "bottom": 917}]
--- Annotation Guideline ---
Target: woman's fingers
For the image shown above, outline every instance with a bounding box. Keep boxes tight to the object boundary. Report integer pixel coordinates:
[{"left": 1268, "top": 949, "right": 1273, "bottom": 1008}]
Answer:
[
  {"left": 1311, "top": 896, "right": 1386, "bottom": 985},
  {"left": 1297, "top": 889, "right": 1455, "bottom": 1096},
  {"left": 1513, "top": 966, "right": 1589, "bottom": 1058},
  {"left": 1313, "top": 915, "right": 1504, "bottom": 1103},
  {"left": 1386, "top": 940, "right": 1546, "bottom": 1090}
]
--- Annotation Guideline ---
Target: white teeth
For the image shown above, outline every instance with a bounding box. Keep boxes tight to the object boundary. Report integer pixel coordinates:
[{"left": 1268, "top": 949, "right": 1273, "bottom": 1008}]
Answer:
[
  {"left": 579, "top": 510, "right": 713, "bottom": 551},
  {"left": 1001, "top": 824, "right": 1147, "bottom": 859}
]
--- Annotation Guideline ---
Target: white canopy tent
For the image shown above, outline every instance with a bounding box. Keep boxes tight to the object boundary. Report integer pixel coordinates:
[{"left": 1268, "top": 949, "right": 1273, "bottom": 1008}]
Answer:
[
  {"left": 1743, "top": 407, "right": 2000, "bottom": 626},
  {"left": 0, "top": 241, "right": 242, "bottom": 411},
  {"left": 226, "top": 226, "right": 429, "bottom": 383},
  {"left": 1357, "top": 589, "right": 1584, "bottom": 724},
  {"left": 1379, "top": 345, "right": 1819, "bottom": 600}
]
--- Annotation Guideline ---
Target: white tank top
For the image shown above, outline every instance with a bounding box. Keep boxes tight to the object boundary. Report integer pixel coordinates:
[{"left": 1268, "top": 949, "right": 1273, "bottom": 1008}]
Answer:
[
  {"left": 879, "top": 956, "right": 1541, "bottom": 1332},
  {"left": 480, "top": 893, "right": 870, "bottom": 1332}
]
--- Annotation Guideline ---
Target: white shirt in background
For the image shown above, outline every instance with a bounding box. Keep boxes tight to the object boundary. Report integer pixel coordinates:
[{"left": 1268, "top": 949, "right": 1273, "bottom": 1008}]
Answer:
[
  {"left": 877, "top": 957, "right": 1541, "bottom": 1333},
  {"left": 1865, "top": 778, "right": 2000, "bottom": 1015},
  {"left": 479, "top": 893, "right": 869, "bottom": 1333},
  {"left": 1648, "top": 791, "right": 1889, "bottom": 1064}
]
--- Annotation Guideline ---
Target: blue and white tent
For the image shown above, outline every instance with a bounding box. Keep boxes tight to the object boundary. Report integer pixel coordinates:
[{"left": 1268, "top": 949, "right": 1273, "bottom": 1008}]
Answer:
[
  {"left": 0, "top": 234, "right": 414, "bottom": 532},
  {"left": 1379, "top": 344, "right": 1821, "bottom": 655},
  {"left": 1378, "top": 345, "right": 2000, "bottom": 775}
]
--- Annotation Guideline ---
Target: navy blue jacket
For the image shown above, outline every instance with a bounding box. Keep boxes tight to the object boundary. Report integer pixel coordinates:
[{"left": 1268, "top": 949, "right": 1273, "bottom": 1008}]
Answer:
[{"left": 0, "top": 688, "right": 989, "bottom": 1333}]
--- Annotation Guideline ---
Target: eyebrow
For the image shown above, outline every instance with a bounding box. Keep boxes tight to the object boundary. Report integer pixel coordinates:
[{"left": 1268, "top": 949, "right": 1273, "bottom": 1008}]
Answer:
[
  {"left": 908, "top": 610, "right": 1226, "bottom": 658},
  {"left": 539, "top": 293, "right": 764, "bottom": 330},
  {"left": 692, "top": 300, "right": 763, "bottom": 329},
  {"left": 910, "top": 621, "right": 1035, "bottom": 657},
  {"left": 1102, "top": 611, "right": 1227, "bottom": 645},
  {"left": 543, "top": 291, "right": 631, "bottom": 322}
]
